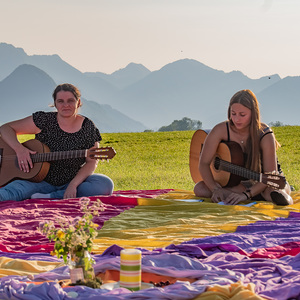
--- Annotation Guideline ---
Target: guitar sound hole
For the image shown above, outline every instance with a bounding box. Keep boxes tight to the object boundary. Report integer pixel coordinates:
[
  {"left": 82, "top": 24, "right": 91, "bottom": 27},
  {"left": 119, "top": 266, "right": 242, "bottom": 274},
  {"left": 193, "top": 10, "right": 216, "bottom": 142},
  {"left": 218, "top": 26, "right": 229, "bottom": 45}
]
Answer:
[{"left": 214, "top": 157, "right": 220, "bottom": 170}]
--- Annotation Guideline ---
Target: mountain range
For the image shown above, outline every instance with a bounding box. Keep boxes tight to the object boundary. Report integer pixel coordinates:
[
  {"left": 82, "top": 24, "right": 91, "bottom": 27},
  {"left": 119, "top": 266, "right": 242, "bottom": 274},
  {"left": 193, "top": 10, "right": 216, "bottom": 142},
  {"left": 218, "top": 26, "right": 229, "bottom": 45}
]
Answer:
[{"left": 0, "top": 42, "right": 299, "bottom": 132}]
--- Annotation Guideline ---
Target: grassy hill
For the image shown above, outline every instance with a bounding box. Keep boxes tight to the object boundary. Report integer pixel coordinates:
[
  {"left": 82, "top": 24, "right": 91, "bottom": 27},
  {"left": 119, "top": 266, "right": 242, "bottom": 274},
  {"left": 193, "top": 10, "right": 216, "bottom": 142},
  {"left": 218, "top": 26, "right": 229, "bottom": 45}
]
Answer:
[{"left": 18, "top": 126, "right": 300, "bottom": 192}]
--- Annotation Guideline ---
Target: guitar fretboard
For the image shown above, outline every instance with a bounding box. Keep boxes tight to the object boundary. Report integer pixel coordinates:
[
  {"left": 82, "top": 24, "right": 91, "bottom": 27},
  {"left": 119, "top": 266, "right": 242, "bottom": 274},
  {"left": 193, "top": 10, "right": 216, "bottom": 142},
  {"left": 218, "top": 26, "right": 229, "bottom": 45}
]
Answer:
[
  {"left": 31, "top": 149, "right": 87, "bottom": 163},
  {"left": 215, "top": 157, "right": 262, "bottom": 182}
]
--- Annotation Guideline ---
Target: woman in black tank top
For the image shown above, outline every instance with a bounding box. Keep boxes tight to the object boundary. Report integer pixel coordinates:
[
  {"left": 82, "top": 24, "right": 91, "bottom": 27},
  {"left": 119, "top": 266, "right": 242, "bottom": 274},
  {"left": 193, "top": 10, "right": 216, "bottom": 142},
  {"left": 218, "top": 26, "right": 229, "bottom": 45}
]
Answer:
[
  {"left": 194, "top": 89, "right": 292, "bottom": 206},
  {"left": 225, "top": 121, "right": 283, "bottom": 174}
]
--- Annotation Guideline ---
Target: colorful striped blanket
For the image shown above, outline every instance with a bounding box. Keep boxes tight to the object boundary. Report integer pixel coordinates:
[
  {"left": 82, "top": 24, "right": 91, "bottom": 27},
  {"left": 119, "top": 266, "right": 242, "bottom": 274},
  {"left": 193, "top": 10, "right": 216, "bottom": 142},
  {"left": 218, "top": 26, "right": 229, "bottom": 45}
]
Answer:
[{"left": 1, "top": 189, "right": 300, "bottom": 299}]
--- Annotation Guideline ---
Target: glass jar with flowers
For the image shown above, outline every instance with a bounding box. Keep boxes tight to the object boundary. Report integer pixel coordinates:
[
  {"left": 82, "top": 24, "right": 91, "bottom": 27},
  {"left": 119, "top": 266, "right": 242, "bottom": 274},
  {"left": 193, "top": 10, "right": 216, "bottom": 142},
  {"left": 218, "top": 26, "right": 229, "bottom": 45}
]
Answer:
[{"left": 39, "top": 197, "right": 104, "bottom": 284}]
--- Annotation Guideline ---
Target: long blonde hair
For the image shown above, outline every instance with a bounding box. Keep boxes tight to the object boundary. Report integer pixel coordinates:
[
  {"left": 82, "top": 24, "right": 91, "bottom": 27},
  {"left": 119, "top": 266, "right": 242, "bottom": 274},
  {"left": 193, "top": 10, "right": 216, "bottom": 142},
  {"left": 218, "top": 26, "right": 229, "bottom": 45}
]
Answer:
[{"left": 227, "top": 89, "right": 262, "bottom": 172}]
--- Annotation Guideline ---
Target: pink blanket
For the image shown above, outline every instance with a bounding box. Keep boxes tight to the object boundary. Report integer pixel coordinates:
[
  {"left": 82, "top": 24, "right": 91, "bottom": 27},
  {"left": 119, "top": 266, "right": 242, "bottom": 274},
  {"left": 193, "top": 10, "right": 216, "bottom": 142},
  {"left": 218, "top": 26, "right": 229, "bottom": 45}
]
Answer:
[
  {"left": 0, "top": 196, "right": 133, "bottom": 252},
  {"left": 0, "top": 189, "right": 171, "bottom": 252}
]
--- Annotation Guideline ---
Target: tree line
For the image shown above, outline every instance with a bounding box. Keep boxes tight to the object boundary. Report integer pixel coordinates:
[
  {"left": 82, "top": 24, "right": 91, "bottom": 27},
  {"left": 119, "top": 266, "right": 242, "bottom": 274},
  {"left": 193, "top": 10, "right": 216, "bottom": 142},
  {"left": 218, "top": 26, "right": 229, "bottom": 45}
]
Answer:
[
  {"left": 157, "top": 117, "right": 202, "bottom": 132},
  {"left": 145, "top": 118, "right": 285, "bottom": 133}
]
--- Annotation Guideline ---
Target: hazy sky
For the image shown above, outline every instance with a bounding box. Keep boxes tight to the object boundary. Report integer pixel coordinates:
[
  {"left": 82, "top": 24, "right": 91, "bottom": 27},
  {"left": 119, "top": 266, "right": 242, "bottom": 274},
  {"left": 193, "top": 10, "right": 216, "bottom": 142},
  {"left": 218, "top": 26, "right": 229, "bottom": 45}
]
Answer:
[{"left": 1, "top": 0, "right": 300, "bottom": 78}]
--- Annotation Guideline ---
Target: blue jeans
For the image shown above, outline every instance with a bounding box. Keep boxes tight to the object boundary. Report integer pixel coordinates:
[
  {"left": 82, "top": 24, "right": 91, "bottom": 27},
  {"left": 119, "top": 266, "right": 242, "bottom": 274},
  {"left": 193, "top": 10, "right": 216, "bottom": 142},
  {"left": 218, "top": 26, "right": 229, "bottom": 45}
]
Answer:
[{"left": 0, "top": 174, "right": 114, "bottom": 201}]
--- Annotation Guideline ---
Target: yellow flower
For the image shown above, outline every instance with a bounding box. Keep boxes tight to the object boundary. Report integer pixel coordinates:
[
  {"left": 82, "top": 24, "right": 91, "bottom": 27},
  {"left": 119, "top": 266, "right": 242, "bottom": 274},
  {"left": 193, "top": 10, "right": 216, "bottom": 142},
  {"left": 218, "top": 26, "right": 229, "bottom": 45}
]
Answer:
[
  {"left": 57, "top": 230, "right": 65, "bottom": 239},
  {"left": 50, "top": 250, "right": 56, "bottom": 256},
  {"left": 90, "top": 222, "right": 99, "bottom": 228}
]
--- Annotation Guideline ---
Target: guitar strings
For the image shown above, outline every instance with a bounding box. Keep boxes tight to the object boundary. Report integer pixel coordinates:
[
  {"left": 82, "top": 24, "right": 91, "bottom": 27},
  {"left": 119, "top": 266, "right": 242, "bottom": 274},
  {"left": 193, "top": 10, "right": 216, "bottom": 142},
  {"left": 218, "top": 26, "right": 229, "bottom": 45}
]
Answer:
[
  {"left": 0, "top": 148, "right": 113, "bottom": 162},
  {"left": 216, "top": 158, "right": 259, "bottom": 181}
]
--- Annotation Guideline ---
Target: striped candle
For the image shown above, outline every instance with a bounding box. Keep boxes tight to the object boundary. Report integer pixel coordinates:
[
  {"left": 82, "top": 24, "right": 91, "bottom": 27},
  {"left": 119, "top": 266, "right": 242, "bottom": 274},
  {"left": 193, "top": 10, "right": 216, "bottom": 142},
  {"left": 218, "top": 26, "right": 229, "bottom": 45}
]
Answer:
[{"left": 120, "top": 249, "right": 142, "bottom": 291}]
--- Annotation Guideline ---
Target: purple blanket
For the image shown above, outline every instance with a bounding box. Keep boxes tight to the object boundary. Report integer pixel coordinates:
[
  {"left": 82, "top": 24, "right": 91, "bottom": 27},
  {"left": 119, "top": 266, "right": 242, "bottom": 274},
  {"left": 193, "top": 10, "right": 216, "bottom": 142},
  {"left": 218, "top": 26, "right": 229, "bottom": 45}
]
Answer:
[{"left": 1, "top": 191, "right": 300, "bottom": 299}]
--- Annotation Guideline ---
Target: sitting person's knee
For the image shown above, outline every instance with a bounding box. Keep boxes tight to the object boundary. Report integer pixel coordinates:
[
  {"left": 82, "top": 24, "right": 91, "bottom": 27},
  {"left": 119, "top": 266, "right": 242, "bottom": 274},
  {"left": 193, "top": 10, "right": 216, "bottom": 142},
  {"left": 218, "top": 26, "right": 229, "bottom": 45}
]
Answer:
[
  {"left": 194, "top": 181, "right": 207, "bottom": 197},
  {"left": 81, "top": 174, "right": 114, "bottom": 196}
]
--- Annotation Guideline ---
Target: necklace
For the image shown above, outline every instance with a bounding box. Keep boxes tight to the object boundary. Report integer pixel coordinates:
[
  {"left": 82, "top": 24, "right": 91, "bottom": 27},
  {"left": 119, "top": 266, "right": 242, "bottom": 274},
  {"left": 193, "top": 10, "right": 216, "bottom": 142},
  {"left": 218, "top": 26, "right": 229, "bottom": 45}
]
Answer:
[
  {"left": 239, "top": 136, "right": 248, "bottom": 144},
  {"left": 237, "top": 132, "right": 248, "bottom": 144},
  {"left": 230, "top": 124, "right": 249, "bottom": 145}
]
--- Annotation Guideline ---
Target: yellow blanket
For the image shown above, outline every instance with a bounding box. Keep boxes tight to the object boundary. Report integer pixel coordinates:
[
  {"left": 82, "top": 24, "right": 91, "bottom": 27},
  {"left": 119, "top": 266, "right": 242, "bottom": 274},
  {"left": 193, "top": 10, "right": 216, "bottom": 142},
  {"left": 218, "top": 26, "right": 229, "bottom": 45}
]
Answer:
[{"left": 93, "top": 190, "right": 300, "bottom": 253}]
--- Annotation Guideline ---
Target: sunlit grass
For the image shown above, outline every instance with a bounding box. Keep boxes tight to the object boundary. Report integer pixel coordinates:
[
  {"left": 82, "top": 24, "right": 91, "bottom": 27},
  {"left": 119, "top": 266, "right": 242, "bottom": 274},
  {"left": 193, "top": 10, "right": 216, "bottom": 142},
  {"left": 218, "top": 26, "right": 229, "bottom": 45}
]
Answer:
[
  {"left": 98, "top": 131, "right": 195, "bottom": 191},
  {"left": 273, "top": 126, "right": 300, "bottom": 190}
]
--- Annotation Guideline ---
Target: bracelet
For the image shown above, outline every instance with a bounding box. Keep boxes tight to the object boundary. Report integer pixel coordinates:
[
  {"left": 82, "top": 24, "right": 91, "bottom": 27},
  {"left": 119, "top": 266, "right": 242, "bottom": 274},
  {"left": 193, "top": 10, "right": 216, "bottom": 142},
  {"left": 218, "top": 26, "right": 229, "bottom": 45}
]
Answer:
[
  {"left": 242, "top": 191, "right": 250, "bottom": 199},
  {"left": 246, "top": 189, "right": 253, "bottom": 198}
]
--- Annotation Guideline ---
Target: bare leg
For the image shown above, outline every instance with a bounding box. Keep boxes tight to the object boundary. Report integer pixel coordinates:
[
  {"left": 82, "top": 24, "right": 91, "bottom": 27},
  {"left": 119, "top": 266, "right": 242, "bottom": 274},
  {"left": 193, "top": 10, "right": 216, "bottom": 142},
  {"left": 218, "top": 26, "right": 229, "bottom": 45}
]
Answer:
[{"left": 194, "top": 181, "right": 212, "bottom": 197}]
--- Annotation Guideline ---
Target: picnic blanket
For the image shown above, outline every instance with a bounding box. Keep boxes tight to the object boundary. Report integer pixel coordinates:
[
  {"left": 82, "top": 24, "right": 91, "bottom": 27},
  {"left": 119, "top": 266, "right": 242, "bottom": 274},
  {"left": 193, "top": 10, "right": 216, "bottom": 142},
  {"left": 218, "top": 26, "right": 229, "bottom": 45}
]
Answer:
[{"left": 1, "top": 189, "right": 300, "bottom": 299}]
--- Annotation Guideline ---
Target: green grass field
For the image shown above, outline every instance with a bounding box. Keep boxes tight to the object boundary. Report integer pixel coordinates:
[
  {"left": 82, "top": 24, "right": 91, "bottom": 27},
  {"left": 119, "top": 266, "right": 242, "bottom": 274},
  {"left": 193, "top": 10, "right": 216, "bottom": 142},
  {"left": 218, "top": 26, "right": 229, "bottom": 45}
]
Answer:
[
  {"left": 19, "top": 126, "right": 300, "bottom": 192},
  {"left": 272, "top": 126, "right": 300, "bottom": 191}
]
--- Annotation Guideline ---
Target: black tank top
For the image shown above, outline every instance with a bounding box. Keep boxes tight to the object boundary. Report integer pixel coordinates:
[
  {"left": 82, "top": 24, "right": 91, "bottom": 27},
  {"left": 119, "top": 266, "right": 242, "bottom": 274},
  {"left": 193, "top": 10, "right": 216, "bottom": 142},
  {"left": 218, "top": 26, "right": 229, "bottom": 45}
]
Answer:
[{"left": 225, "top": 121, "right": 282, "bottom": 173}]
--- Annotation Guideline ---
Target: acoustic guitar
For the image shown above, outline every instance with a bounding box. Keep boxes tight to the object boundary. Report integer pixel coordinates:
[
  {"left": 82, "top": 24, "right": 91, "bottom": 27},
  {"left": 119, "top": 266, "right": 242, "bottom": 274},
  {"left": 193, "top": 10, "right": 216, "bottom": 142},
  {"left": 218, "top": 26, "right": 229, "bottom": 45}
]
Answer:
[
  {"left": 189, "top": 129, "right": 286, "bottom": 189},
  {"left": 0, "top": 138, "right": 116, "bottom": 187}
]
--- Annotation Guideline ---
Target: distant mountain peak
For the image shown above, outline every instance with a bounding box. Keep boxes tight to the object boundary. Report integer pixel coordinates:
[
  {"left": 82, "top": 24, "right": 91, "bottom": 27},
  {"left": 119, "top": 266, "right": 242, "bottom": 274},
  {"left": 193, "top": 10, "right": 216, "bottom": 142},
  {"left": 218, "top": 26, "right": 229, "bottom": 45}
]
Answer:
[
  {"left": 111, "top": 62, "right": 150, "bottom": 78},
  {"left": 1, "top": 63, "right": 56, "bottom": 89},
  {"left": 0, "top": 42, "right": 27, "bottom": 55},
  {"left": 158, "top": 58, "right": 215, "bottom": 74}
]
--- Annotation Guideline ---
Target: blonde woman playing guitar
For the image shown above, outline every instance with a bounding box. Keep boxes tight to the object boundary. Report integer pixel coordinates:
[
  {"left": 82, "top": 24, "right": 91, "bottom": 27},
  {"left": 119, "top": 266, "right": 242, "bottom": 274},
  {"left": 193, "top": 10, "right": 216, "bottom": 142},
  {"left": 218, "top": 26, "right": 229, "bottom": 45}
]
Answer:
[
  {"left": 193, "top": 89, "right": 292, "bottom": 206},
  {"left": 0, "top": 83, "right": 114, "bottom": 201}
]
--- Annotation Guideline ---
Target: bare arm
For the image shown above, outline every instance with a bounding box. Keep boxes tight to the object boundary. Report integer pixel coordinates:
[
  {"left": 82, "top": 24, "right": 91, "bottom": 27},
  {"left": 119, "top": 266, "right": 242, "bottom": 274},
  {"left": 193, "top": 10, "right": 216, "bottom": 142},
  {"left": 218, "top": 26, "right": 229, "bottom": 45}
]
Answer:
[
  {"left": 260, "top": 132, "right": 278, "bottom": 173},
  {"left": 63, "top": 142, "right": 99, "bottom": 199},
  {"left": 199, "top": 123, "right": 226, "bottom": 201},
  {"left": 0, "top": 116, "right": 41, "bottom": 172}
]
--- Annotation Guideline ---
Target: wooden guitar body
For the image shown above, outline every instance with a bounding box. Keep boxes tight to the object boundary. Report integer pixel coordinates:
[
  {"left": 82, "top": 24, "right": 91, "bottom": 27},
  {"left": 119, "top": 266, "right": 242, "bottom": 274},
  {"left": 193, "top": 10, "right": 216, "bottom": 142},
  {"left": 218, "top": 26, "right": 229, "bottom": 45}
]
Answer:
[
  {"left": 189, "top": 129, "right": 244, "bottom": 187},
  {"left": 0, "top": 139, "right": 50, "bottom": 186},
  {"left": 0, "top": 138, "right": 116, "bottom": 187}
]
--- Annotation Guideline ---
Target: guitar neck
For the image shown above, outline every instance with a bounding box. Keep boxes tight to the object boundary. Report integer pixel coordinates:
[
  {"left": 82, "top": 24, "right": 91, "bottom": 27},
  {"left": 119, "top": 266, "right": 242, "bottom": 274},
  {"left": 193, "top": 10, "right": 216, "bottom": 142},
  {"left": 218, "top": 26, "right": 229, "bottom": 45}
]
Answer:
[
  {"left": 217, "top": 158, "right": 262, "bottom": 182},
  {"left": 31, "top": 149, "right": 87, "bottom": 163}
]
